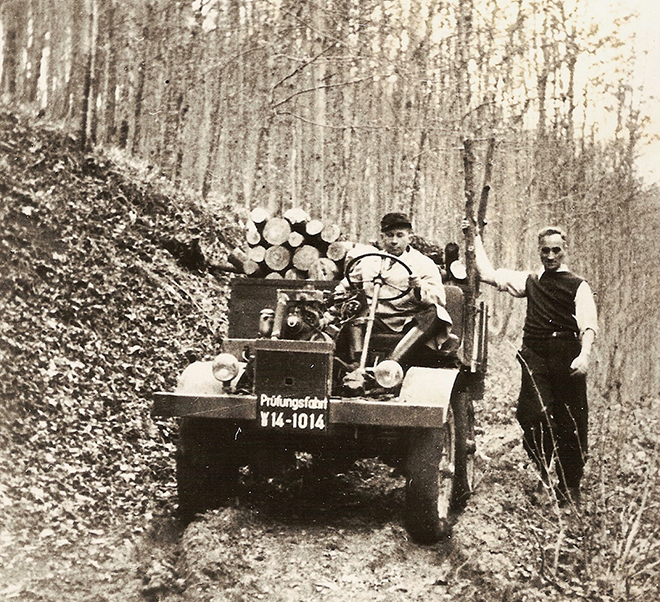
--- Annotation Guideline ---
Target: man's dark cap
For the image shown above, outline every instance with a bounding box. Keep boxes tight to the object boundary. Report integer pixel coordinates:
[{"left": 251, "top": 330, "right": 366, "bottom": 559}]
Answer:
[{"left": 380, "top": 212, "right": 412, "bottom": 232}]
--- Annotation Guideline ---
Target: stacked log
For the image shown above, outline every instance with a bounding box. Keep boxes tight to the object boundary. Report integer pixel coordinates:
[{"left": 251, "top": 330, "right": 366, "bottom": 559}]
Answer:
[
  {"left": 231, "top": 207, "right": 351, "bottom": 280},
  {"left": 219, "top": 213, "right": 446, "bottom": 281}
]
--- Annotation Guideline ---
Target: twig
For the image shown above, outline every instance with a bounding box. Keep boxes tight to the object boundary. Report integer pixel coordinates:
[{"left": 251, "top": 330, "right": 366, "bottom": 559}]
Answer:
[
  {"left": 552, "top": 526, "right": 566, "bottom": 574},
  {"left": 165, "top": 275, "right": 214, "bottom": 326},
  {"left": 271, "top": 76, "right": 377, "bottom": 110},
  {"left": 614, "top": 467, "right": 657, "bottom": 577},
  {"left": 271, "top": 42, "right": 338, "bottom": 94}
]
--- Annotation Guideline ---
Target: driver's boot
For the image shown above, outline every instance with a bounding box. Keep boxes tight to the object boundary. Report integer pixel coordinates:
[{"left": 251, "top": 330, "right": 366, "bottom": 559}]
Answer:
[
  {"left": 346, "top": 323, "right": 364, "bottom": 366},
  {"left": 390, "top": 305, "right": 453, "bottom": 366},
  {"left": 389, "top": 324, "right": 433, "bottom": 365},
  {"left": 341, "top": 324, "right": 367, "bottom": 395}
]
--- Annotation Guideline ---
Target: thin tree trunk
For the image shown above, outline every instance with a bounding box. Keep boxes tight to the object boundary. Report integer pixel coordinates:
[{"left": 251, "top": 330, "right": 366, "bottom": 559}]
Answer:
[
  {"left": 103, "top": 1, "right": 117, "bottom": 143},
  {"left": 88, "top": 0, "right": 101, "bottom": 146},
  {"left": 312, "top": 0, "right": 327, "bottom": 218},
  {"left": 0, "top": 5, "right": 20, "bottom": 97},
  {"left": 131, "top": 5, "right": 151, "bottom": 155},
  {"left": 462, "top": 139, "right": 477, "bottom": 369},
  {"left": 79, "top": 0, "right": 94, "bottom": 151}
]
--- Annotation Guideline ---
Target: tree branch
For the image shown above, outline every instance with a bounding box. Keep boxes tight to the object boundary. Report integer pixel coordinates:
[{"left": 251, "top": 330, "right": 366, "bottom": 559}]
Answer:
[
  {"left": 271, "top": 76, "right": 376, "bottom": 110},
  {"left": 271, "top": 42, "right": 338, "bottom": 94}
]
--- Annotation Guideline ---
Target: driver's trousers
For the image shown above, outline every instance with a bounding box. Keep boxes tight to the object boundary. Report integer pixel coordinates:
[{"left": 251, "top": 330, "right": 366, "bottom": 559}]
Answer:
[
  {"left": 350, "top": 306, "right": 450, "bottom": 368},
  {"left": 516, "top": 337, "right": 588, "bottom": 490},
  {"left": 386, "top": 306, "right": 452, "bottom": 367}
]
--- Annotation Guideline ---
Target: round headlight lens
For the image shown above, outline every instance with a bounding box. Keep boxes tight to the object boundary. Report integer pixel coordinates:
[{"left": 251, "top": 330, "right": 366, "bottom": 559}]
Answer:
[
  {"left": 211, "top": 353, "right": 240, "bottom": 382},
  {"left": 373, "top": 360, "right": 404, "bottom": 389},
  {"left": 450, "top": 261, "right": 467, "bottom": 280}
]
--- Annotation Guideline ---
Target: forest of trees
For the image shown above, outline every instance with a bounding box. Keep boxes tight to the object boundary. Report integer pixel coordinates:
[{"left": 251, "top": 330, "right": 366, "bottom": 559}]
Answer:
[{"left": 1, "top": 0, "right": 658, "bottom": 401}]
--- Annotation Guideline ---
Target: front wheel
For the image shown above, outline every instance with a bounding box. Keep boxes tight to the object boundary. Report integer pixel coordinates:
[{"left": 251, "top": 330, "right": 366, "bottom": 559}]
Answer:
[
  {"left": 175, "top": 418, "right": 242, "bottom": 520},
  {"left": 404, "top": 406, "right": 456, "bottom": 544}
]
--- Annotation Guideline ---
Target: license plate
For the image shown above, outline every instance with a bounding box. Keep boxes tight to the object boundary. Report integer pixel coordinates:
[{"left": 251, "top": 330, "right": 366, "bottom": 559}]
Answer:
[{"left": 256, "top": 393, "right": 328, "bottom": 432}]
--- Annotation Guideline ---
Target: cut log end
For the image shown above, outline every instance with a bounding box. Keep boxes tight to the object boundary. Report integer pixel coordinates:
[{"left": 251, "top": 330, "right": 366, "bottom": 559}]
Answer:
[
  {"left": 320, "top": 223, "right": 341, "bottom": 244},
  {"left": 245, "top": 227, "right": 261, "bottom": 247},
  {"left": 248, "top": 245, "right": 267, "bottom": 264},
  {"left": 283, "top": 207, "right": 310, "bottom": 228},
  {"left": 287, "top": 231, "right": 305, "bottom": 249},
  {"left": 249, "top": 207, "right": 271, "bottom": 227},
  {"left": 309, "top": 257, "right": 340, "bottom": 281},
  {"left": 264, "top": 245, "right": 291, "bottom": 272},
  {"left": 305, "top": 219, "right": 324, "bottom": 237},
  {"left": 262, "top": 217, "right": 292, "bottom": 246},
  {"left": 292, "top": 245, "right": 321, "bottom": 271},
  {"left": 243, "top": 258, "right": 263, "bottom": 277},
  {"left": 326, "top": 241, "right": 348, "bottom": 262},
  {"left": 285, "top": 268, "right": 307, "bottom": 280}
]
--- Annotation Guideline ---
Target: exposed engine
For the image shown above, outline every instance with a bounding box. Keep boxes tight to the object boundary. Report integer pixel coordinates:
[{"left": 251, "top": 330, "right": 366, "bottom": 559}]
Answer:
[{"left": 257, "top": 288, "right": 367, "bottom": 343}]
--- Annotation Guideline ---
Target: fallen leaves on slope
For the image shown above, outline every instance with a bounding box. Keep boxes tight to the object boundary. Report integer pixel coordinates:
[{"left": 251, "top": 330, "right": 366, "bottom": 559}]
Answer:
[{"left": 0, "top": 110, "right": 241, "bottom": 548}]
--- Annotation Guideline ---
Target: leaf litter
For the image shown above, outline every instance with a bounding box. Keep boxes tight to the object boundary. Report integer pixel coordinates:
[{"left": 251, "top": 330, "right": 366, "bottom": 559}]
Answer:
[{"left": 1, "top": 109, "right": 659, "bottom": 601}]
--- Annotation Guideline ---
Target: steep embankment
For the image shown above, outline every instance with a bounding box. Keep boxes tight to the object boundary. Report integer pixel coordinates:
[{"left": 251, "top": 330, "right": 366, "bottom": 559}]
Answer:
[{"left": 0, "top": 109, "right": 245, "bottom": 597}]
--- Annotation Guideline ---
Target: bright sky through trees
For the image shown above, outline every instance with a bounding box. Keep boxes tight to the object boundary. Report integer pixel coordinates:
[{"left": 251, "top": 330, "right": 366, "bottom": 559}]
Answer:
[{"left": 608, "top": 0, "right": 660, "bottom": 183}]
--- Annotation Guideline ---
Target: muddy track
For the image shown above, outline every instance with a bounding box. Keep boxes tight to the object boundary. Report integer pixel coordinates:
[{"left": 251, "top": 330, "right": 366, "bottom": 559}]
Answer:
[{"left": 131, "top": 421, "right": 531, "bottom": 602}]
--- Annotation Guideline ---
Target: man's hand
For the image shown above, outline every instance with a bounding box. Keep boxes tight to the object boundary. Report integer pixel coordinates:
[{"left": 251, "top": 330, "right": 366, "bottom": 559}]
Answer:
[
  {"left": 408, "top": 274, "right": 423, "bottom": 300},
  {"left": 570, "top": 353, "right": 590, "bottom": 376},
  {"left": 571, "top": 329, "right": 595, "bottom": 376},
  {"left": 461, "top": 216, "right": 480, "bottom": 236}
]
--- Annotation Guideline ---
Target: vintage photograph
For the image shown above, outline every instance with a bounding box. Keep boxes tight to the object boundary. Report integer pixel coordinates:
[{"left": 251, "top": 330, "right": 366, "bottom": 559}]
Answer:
[{"left": 1, "top": 0, "right": 658, "bottom": 600}]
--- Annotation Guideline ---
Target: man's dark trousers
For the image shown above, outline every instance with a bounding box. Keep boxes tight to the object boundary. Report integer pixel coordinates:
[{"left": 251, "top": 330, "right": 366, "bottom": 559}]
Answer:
[{"left": 516, "top": 337, "right": 588, "bottom": 491}]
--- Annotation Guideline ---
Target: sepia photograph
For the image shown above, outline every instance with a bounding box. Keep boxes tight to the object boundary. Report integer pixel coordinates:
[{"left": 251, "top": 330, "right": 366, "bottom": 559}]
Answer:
[{"left": 1, "top": 0, "right": 658, "bottom": 600}]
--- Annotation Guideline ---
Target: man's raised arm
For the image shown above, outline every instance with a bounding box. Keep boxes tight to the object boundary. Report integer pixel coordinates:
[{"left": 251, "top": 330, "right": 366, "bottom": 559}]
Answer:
[
  {"left": 463, "top": 219, "right": 527, "bottom": 297},
  {"left": 473, "top": 231, "right": 498, "bottom": 285}
]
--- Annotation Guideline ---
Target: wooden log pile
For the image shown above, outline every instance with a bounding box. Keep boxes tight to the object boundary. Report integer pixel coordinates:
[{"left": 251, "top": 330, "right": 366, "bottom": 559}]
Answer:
[{"left": 228, "top": 207, "right": 351, "bottom": 281}]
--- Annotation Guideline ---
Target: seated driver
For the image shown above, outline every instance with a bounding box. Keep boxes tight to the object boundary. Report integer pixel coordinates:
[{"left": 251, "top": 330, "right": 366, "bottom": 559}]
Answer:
[{"left": 334, "top": 212, "right": 452, "bottom": 369}]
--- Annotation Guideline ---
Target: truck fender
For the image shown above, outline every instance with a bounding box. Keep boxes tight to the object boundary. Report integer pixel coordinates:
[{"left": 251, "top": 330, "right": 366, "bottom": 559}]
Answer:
[
  {"left": 175, "top": 361, "right": 224, "bottom": 395},
  {"left": 398, "top": 367, "right": 461, "bottom": 424},
  {"left": 176, "top": 360, "right": 249, "bottom": 396}
]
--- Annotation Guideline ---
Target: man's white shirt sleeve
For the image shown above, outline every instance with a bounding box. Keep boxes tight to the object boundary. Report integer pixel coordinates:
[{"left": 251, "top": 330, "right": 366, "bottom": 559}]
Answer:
[
  {"left": 492, "top": 267, "right": 598, "bottom": 337},
  {"left": 575, "top": 281, "right": 598, "bottom": 336},
  {"left": 493, "top": 268, "right": 529, "bottom": 298}
]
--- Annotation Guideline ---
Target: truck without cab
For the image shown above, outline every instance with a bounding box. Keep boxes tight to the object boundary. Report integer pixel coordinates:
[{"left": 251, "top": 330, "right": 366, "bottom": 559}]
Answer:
[{"left": 152, "top": 252, "right": 488, "bottom": 544}]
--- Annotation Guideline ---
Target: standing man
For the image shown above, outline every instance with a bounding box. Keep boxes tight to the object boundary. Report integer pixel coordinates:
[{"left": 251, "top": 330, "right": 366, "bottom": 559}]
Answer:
[{"left": 471, "top": 225, "right": 598, "bottom": 506}]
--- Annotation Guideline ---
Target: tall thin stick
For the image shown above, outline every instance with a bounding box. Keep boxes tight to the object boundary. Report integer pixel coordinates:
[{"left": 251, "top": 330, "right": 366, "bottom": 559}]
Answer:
[{"left": 462, "top": 139, "right": 477, "bottom": 370}]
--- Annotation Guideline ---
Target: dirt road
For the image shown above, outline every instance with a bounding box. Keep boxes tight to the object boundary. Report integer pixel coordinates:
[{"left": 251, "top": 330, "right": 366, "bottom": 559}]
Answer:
[{"left": 3, "top": 410, "right": 554, "bottom": 602}]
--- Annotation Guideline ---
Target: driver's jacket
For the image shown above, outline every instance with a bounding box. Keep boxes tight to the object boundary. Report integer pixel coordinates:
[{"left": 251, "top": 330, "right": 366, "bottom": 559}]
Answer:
[{"left": 335, "top": 245, "right": 446, "bottom": 332}]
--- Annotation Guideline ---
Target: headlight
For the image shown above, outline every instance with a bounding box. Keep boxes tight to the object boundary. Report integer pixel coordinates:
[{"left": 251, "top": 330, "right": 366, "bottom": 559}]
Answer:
[
  {"left": 211, "top": 353, "right": 240, "bottom": 382},
  {"left": 373, "top": 360, "right": 404, "bottom": 388},
  {"left": 449, "top": 261, "right": 467, "bottom": 280}
]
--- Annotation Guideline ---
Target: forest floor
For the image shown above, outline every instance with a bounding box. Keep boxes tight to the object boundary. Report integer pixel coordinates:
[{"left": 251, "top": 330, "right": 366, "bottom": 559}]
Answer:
[{"left": 1, "top": 109, "right": 656, "bottom": 602}]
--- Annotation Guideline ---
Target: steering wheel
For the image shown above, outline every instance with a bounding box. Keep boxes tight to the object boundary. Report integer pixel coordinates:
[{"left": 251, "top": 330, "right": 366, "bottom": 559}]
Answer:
[{"left": 344, "top": 252, "right": 413, "bottom": 301}]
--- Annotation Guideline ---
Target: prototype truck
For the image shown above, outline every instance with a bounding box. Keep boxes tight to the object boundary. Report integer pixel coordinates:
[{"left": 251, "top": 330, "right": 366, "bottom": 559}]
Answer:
[{"left": 152, "top": 252, "right": 488, "bottom": 544}]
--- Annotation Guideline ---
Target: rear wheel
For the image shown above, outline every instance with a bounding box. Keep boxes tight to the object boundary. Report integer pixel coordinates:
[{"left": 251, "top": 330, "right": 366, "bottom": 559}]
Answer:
[
  {"left": 404, "top": 406, "right": 456, "bottom": 544},
  {"left": 452, "top": 390, "right": 476, "bottom": 509},
  {"left": 175, "top": 418, "right": 242, "bottom": 520}
]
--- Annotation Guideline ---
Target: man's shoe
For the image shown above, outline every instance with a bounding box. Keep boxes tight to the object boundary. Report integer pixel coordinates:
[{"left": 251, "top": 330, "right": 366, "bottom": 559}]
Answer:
[{"left": 556, "top": 486, "right": 581, "bottom": 508}]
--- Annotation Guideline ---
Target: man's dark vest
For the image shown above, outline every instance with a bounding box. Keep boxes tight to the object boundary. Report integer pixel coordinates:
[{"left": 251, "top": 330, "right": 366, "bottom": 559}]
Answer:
[{"left": 523, "top": 271, "right": 583, "bottom": 338}]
